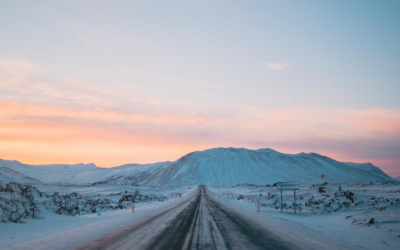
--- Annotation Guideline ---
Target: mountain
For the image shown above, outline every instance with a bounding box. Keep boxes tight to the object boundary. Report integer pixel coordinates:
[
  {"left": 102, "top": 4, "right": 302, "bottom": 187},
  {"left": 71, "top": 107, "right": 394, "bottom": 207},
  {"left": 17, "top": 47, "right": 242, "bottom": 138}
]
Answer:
[
  {"left": 0, "top": 159, "right": 171, "bottom": 185},
  {"left": 136, "top": 148, "right": 394, "bottom": 186},
  {"left": 396, "top": 176, "right": 400, "bottom": 181},
  {"left": 341, "top": 162, "right": 391, "bottom": 180},
  {"left": 1, "top": 148, "right": 394, "bottom": 186},
  {"left": 0, "top": 167, "right": 43, "bottom": 184},
  {"left": 90, "top": 162, "right": 172, "bottom": 185}
]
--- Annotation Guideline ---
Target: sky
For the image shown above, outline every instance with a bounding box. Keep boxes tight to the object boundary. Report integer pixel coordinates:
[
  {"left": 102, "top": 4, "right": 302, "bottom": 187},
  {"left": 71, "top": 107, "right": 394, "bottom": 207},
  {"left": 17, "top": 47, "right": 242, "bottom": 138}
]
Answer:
[{"left": 0, "top": 0, "right": 399, "bottom": 177}]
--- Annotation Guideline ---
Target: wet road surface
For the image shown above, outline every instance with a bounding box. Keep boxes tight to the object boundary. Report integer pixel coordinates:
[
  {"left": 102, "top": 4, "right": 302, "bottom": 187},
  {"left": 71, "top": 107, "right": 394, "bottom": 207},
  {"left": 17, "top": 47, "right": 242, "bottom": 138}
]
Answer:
[{"left": 74, "top": 186, "right": 296, "bottom": 250}]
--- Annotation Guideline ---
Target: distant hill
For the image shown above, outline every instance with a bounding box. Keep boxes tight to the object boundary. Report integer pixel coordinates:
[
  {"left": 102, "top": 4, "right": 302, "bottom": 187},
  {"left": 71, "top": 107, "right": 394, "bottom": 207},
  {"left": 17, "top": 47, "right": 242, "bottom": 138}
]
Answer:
[
  {"left": 0, "top": 167, "right": 43, "bottom": 184},
  {"left": 341, "top": 162, "right": 392, "bottom": 180},
  {"left": 0, "top": 148, "right": 394, "bottom": 186},
  {"left": 136, "top": 148, "right": 394, "bottom": 186},
  {"left": 0, "top": 159, "right": 170, "bottom": 185}
]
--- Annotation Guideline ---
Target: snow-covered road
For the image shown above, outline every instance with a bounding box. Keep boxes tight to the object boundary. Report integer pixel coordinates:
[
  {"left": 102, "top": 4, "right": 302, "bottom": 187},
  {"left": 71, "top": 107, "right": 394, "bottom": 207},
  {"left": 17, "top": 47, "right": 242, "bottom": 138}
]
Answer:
[{"left": 74, "top": 186, "right": 296, "bottom": 250}]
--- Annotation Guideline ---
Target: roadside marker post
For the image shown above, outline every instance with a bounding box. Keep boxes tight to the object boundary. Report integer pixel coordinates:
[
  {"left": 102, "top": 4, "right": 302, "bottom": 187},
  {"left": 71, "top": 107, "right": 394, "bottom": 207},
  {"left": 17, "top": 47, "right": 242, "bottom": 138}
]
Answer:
[
  {"left": 257, "top": 199, "right": 260, "bottom": 212},
  {"left": 132, "top": 202, "right": 135, "bottom": 213},
  {"left": 277, "top": 182, "right": 300, "bottom": 214},
  {"left": 222, "top": 192, "right": 233, "bottom": 202}
]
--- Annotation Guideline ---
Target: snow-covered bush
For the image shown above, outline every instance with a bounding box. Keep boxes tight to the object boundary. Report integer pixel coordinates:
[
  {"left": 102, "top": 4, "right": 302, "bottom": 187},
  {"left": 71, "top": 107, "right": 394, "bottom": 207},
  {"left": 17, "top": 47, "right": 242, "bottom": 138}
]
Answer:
[{"left": 0, "top": 182, "right": 168, "bottom": 223}]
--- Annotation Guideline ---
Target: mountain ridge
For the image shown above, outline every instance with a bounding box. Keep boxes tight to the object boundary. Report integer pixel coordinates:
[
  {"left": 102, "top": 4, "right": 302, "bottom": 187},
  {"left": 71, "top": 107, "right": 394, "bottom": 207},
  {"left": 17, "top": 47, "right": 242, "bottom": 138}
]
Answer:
[
  {"left": 136, "top": 147, "right": 393, "bottom": 186},
  {"left": 0, "top": 147, "right": 394, "bottom": 186}
]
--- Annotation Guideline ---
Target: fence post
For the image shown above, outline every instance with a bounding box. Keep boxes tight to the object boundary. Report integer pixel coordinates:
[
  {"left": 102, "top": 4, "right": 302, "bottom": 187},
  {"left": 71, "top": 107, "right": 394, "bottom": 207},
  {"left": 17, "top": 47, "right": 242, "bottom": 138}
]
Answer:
[
  {"left": 258, "top": 199, "right": 260, "bottom": 212},
  {"left": 281, "top": 190, "right": 283, "bottom": 213},
  {"left": 294, "top": 190, "right": 296, "bottom": 214},
  {"left": 132, "top": 202, "right": 134, "bottom": 213}
]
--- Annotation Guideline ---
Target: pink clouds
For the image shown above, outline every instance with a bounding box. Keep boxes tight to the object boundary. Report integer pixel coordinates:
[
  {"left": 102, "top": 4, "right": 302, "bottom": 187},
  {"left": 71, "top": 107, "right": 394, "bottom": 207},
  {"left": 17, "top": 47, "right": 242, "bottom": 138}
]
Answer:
[
  {"left": 1, "top": 100, "right": 399, "bottom": 168},
  {"left": 262, "top": 62, "right": 291, "bottom": 70},
  {"left": 228, "top": 106, "right": 400, "bottom": 142},
  {"left": 0, "top": 57, "right": 399, "bottom": 176}
]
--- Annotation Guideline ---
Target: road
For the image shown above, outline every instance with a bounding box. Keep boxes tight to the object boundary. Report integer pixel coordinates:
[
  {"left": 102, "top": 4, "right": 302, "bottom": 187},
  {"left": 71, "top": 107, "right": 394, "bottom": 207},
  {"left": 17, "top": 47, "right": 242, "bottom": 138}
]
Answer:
[{"left": 74, "top": 186, "right": 296, "bottom": 250}]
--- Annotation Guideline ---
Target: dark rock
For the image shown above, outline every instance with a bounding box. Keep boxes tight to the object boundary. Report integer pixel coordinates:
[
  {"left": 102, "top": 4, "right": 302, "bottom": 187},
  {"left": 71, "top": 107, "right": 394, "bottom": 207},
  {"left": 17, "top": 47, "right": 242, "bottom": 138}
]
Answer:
[
  {"left": 369, "top": 218, "right": 377, "bottom": 225},
  {"left": 344, "top": 191, "right": 355, "bottom": 203}
]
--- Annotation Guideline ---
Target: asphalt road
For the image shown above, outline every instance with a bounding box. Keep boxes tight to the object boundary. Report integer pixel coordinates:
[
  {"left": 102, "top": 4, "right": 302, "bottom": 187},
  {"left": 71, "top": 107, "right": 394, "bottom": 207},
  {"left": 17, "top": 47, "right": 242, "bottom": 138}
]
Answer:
[{"left": 74, "top": 186, "right": 296, "bottom": 250}]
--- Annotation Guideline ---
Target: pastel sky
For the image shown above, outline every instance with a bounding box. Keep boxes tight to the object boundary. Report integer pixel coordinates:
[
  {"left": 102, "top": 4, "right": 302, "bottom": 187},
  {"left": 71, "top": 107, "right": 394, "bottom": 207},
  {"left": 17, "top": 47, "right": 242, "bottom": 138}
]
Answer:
[{"left": 0, "top": 0, "right": 399, "bottom": 177}]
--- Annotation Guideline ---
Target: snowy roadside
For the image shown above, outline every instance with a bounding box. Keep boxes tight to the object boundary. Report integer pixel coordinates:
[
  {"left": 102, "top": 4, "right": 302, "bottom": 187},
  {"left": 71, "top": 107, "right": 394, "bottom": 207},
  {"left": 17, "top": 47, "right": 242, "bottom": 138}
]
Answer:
[
  {"left": 0, "top": 185, "right": 197, "bottom": 250},
  {"left": 208, "top": 183, "right": 400, "bottom": 250}
]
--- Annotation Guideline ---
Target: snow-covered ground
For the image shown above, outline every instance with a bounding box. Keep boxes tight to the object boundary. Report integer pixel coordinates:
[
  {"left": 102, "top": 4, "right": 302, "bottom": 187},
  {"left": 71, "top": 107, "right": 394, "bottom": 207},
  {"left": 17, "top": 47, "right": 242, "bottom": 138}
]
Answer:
[
  {"left": 1, "top": 148, "right": 398, "bottom": 250},
  {"left": 208, "top": 181, "right": 400, "bottom": 250},
  {"left": 2, "top": 181, "right": 399, "bottom": 250},
  {"left": 0, "top": 183, "right": 197, "bottom": 250}
]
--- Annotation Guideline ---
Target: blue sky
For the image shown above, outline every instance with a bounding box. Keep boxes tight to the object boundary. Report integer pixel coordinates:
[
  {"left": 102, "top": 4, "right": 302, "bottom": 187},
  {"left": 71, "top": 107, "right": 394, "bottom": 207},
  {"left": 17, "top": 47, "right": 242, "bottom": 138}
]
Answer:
[{"left": 0, "top": 0, "right": 399, "bottom": 176}]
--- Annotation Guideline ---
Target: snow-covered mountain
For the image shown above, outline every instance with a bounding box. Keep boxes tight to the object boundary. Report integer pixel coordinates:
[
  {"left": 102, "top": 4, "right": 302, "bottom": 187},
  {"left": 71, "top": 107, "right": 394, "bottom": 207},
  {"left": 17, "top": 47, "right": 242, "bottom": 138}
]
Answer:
[
  {"left": 0, "top": 167, "right": 43, "bottom": 184},
  {"left": 137, "top": 148, "right": 394, "bottom": 186},
  {"left": 0, "top": 148, "right": 394, "bottom": 186},
  {"left": 90, "top": 162, "right": 172, "bottom": 185},
  {"left": 341, "top": 162, "right": 391, "bottom": 180},
  {"left": 396, "top": 176, "right": 400, "bottom": 181},
  {"left": 0, "top": 159, "right": 170, "bottom": 185}
]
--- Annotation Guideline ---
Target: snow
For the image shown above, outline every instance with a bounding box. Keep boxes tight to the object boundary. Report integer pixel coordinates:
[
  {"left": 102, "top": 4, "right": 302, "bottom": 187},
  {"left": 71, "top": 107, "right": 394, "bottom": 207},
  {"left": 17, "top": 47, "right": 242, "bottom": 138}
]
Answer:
[
  {"left": 137, "top": 148, "right": 394, "bottom": 186},
  {"left": 0, "top": 183, "right": 197, "bottom": 250},
  {"left": 208, "top": 182, "right": 400, "bottom": 250},
  {"left": 0, "top": 159, "right": 171, "bottom": 185},
  {"left": 0, "top": 148, "right": 394, "bottom": 187},
  {"left": 0, "top": 167, "right": 42, "bottom": 184},
  {"left": 1, "top": 148, "right": 398, "bottom": 249}
]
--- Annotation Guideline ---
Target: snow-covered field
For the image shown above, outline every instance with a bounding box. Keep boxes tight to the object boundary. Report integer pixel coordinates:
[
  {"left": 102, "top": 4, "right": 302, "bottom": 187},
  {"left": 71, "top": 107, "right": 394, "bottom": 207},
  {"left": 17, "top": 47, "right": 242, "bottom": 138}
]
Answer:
[
  {"left": 0, "top": 182, "right": 196, "bottom": 250},
  {"left": 208, "top": 181, "right": 400, "bottom": 250}
]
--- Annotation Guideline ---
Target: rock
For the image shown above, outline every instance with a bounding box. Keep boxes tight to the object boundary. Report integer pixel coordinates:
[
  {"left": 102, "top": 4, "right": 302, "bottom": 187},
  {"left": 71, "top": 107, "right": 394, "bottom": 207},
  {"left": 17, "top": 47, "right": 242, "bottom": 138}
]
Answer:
[
  {"left": 342, "top": 201, "right": 351, "bottom": 208},
  {"left": 344, "top": 191, "right": 355, "bottom": 203},
  {"left": 369, "top": 218, "right": 377, "bottom": 225},
  {"left": 1, "top": 182, "right": 168, "bottom": 223}
]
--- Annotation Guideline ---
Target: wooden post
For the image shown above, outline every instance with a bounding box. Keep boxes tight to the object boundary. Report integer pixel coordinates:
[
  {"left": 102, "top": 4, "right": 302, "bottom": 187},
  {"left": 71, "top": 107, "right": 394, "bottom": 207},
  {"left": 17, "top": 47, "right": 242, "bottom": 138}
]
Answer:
[
  {"left": 294, "top": 190, "right": 296, "bottom": 214},
  {"left": 219, "top": 194, "right": 220, "bottom": 198},
  {"left": 227, "top": 195, "right": 228, "bottom": 201},
  {"left": 281, "top": 190, "right": 283, "bottom": 213},
  {"left": 258, "top": 199, "right": 260, "bottom": 212},
  {"left": 132, "top": 202, "right": 134, "bottom": 213}
]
